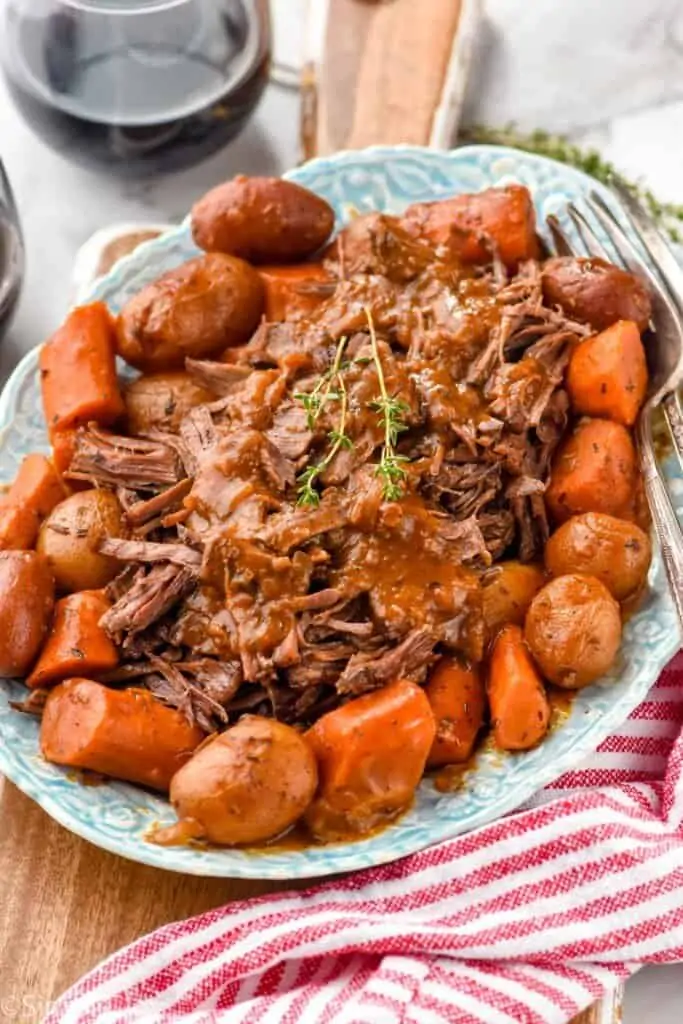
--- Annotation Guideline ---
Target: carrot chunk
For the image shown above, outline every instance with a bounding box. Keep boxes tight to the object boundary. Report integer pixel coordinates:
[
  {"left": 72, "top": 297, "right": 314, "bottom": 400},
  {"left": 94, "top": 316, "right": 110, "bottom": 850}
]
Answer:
[
  {"left": 425, "top": 658, "right": 485, "bottom": 767},
  {"left": 305, "top": 679, "right": 436, "bottom": 841},
  {"left": 51, "top": 429, "right": 78, "bottom": 477},
  {"left": 0, "top": 551, "right": 55, "bottom": 677},
  {"left": 0, "top": 453, "right": 66, "bottom": 550},
  {"left": 567, "top": 320, "right": 648, "bottom": 426},
  {"left": 0, "top": 504, "right": 43, "bottom": 553},
  {"left": 27, "top": 590, "right": 119, "bottom": 690},
  {"left": 401, "top": 184, "right": 540, "bottom": 267},
  {"left": 258, "top": 264, "right": 331, "bottom": 322},
  {"left": 40, "top": 302, "right": 125, "bottom": 435},
  {"left": 488, "top": 625, "right": 550, "bottom": 751},
  {"left": 545, "top": 418, "right": 637, "bottom": 524},
  {"left": 41, "top": 678, "right": 204, "bottom": 791}
]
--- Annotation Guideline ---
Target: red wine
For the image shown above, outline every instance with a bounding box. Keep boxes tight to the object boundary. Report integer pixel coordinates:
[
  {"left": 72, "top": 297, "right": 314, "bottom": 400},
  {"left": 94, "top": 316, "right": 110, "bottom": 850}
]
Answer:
[{"left": 0, "top": 0, "right": 271, "bottom": 177}]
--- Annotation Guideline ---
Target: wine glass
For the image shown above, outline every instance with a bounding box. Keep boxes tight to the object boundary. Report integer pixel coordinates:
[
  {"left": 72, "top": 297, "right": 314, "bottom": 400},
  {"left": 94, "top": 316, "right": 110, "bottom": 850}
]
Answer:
[
  {"left": 0, "top": 159, "right": 24, "bottom": 339},
  {"left": 0, "top": 0, "right": 271, "bottom": 178}
]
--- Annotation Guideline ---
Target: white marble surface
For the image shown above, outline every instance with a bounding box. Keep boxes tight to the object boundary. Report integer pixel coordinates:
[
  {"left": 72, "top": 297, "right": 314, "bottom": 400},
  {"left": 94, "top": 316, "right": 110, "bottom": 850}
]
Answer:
[{"left": 0, "top": 0, "right": 682, "bottom": 1017}]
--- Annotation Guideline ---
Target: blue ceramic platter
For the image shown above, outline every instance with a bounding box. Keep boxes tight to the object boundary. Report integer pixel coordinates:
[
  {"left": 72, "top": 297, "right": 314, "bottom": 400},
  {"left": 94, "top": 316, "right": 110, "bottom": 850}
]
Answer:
[{"left": 0, "top": 145, "right": 679, "bottom": 878}]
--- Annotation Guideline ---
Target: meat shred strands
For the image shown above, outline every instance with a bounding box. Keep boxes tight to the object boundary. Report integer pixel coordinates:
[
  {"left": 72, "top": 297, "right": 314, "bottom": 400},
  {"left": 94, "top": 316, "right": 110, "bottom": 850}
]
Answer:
[
  {"left": 61, "top": 216, "right": 594, "bottom": 734},
  {"left": 99, "top": 537, "right": 202, "bottom": 569},
  {"left": 145, "top": 655, "right": 238, "bottom": 732},
  {"left": 101, "top": 564, "right": 196, "bottom": 641},
  {"left": 185, "top": 358, "right": 252, "bottom": 395},
  {"left": 125, "top": 479, "right": 192, "bottom": 527},
  {"left": 68, "top": 426, "right": 182, "bottom": 490},
  {"left": 337, "top": 627, "right": 436, "bottom": 695}
]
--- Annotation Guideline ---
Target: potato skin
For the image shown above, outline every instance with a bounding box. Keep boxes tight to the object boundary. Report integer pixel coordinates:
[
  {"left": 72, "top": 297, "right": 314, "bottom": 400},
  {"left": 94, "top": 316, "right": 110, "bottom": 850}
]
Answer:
[
  {"left": 124, "top": 372, "right": 213, "bottom": 435},
  {"left": 191, "top": 175, "right": 335, "bottom": 264},
  {"left": 116, "top": 253, "right": 264, "bottom": 372},
  {"left": 545, "top": 513, "right": 651, "bottom": 601},
  {"left": 170, "top": 715, "right": 318, "bottom": 845},
  {"left": 0, "top": 551, "right": 54, "bottom": 676},
  {"left": 525, "top": 574, "right": 622, "bottom": 689},
  {"left": 482, "top": 561, "right": 546, "bottom": 640},
  {"left": 37, "top": 489, "right": 126, "bottom": 593},
  {"left": 542, "top": 257, "right": 651, "bottom": 332}
]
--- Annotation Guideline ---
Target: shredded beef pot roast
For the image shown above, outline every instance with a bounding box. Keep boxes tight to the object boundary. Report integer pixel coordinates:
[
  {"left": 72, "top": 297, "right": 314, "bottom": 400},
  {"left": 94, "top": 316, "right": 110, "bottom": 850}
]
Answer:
[{"left": 62, "top": 189, "right": 598, "bottom": 734}]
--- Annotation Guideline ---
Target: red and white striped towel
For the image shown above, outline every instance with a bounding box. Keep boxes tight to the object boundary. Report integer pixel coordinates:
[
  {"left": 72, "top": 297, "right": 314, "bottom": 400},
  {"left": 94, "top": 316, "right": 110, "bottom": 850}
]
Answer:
[{"left": 45, "top": 653, "right": 683, "bottom": 1024}]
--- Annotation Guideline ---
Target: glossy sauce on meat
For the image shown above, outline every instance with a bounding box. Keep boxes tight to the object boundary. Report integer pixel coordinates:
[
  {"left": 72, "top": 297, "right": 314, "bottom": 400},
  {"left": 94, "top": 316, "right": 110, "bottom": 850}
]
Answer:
[
  {"left": 330, "top": 495, "right": 484, "bottom": 659},
  {"left": 93, "top": 213, "right": 589, "bottom": 724}
]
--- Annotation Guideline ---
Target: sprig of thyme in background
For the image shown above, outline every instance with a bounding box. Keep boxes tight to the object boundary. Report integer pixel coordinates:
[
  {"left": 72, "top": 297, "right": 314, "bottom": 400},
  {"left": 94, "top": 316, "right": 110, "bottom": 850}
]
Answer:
[
  {"left": 293, "top": 334, "right": 348, "bottom": 429},
  {"left": 364, "top": 307, "right": 410, "bottom": 501},
  {"left": 296, "top": 373, "right": 351, "bottom": 507},
  {"left": 461, "top": 124, "right": 683, "bottom": 243}
]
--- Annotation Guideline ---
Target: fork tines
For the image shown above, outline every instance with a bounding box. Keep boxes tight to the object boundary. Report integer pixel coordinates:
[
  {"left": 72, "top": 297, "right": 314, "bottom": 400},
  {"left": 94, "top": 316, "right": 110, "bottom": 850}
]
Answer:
[{"left": 547, "top": 189, "right": 683, "bottom": 628}]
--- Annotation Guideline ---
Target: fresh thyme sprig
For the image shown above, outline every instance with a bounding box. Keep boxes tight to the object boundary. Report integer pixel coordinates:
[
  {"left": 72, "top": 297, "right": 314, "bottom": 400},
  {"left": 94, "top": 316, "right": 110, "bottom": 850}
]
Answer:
[
  {"left": 460, "top": 124, "right": 683, "bottom": 243},
  {"left": 293, "top": 334, "right": 348, "bottom": 429},
  {"left": 295, "top": 463, "right": 323, "bottom": 507},
  {"left": 364, "top": 307, "right": 410, "bottom": 501},
  {"left": 296, "top": 373, "right": 351, "bottom": 507}
]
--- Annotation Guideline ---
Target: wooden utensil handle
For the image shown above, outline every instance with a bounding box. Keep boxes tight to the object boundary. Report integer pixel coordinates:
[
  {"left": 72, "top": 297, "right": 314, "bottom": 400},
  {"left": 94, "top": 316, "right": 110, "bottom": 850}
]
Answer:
[{"left": 302, "top": 0, "right": 480, "bottom": 158}]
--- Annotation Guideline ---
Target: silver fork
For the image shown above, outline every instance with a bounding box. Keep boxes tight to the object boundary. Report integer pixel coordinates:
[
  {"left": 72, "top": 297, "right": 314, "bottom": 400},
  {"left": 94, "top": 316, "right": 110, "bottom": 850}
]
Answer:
[
  {"left": 592, "top": 182, "right": 683, "bottom": 466},
  {"left": 546, "top": 196, "right": 683, "bottom": 627}
]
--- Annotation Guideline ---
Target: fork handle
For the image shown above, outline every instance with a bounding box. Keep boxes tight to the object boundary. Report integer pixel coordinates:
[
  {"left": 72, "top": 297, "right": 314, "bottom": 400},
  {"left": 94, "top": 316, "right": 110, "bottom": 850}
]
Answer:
[
  {"left": 641, "top": 452, "right": 683, "bottom": 627},
  {"left": 663, "top": 392, "right": 683, "bottom": 474}
]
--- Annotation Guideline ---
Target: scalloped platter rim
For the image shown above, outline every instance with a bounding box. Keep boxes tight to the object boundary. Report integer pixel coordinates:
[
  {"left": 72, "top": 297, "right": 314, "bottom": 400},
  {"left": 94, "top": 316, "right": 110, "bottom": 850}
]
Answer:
[{"left": 0, "top": 144, "right": 680, "bottom": 879}]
